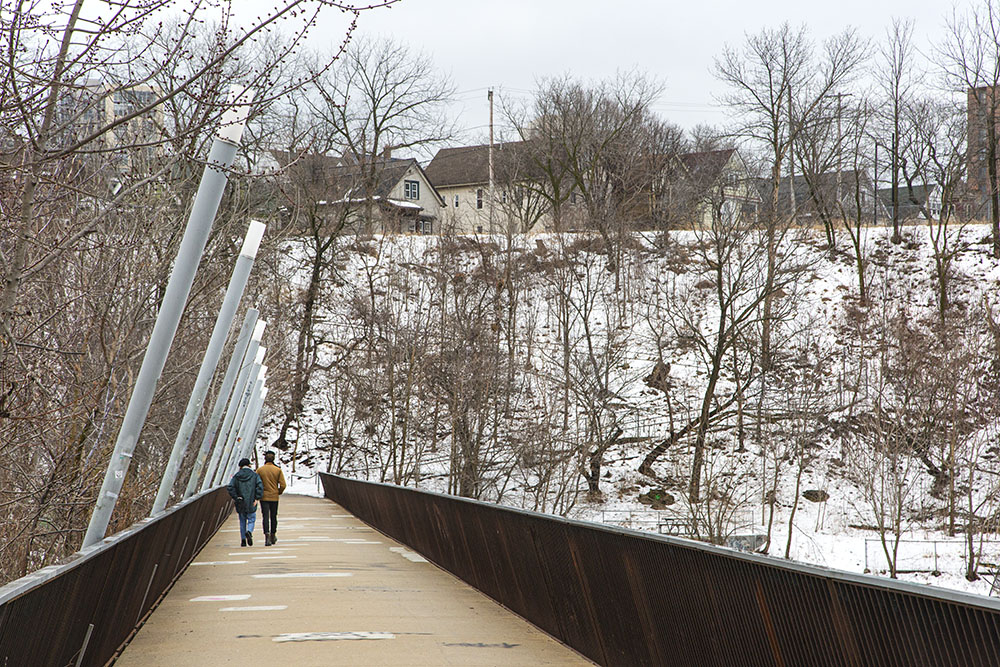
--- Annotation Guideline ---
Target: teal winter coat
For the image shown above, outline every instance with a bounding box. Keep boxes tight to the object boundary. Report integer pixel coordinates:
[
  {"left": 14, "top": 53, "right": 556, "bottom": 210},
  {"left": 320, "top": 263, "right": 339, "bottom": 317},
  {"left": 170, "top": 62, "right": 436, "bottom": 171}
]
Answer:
[{"left": 227, "top": 468, "right": 263, "bottom": 515}]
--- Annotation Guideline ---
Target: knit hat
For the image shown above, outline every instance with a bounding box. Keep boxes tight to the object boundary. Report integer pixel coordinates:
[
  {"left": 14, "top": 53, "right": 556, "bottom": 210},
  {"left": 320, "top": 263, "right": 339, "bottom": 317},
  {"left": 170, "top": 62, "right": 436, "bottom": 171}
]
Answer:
[{"left": 238, "top": 458, "right": 251, "bottom": 467}]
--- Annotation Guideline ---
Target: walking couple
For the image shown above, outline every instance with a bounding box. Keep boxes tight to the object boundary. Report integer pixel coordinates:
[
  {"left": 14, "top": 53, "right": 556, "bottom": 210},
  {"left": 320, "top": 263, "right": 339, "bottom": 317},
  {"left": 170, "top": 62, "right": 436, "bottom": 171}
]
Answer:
[{"left": 226, "top": 451, "right": 287, "bottom": 546}]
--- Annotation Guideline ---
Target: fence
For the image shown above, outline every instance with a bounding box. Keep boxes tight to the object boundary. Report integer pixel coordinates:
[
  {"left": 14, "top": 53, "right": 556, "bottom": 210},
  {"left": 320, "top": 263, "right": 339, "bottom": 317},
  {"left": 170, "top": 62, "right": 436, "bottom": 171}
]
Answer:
[
  {"left": 321, "top": 472, "right": 1000, "bottom": 667},
  {"left": 0, "top": 487, "right": 232, "bottom": 666},
  {"left": 863, "top": 537, "right": 1000, "bottom": 583}
]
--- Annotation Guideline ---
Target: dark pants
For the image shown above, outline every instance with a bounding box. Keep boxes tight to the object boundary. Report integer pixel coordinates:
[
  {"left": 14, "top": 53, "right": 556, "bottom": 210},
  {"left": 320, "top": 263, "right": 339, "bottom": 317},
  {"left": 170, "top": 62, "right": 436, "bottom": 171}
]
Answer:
[{"left": 261, "top": 500, "right": 279, "bottom": 536}]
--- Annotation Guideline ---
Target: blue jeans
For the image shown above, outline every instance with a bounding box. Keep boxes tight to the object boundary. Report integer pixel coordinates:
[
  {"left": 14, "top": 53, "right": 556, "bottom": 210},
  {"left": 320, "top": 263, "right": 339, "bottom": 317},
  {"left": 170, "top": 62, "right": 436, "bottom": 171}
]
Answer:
[{"left": 238, "top": 508, "right": 257, "bottom": 538}]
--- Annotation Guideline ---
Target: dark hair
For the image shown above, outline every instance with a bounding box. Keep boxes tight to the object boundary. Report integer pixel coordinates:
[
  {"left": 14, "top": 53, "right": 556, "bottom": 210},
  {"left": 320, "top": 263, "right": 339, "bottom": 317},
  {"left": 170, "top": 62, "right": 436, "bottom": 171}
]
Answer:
[
  {"left": 238, "top": 458, "right": 251, "bottom": 467},
  {"left": 264, "top": 451, "right": 275, "bottom": 462}
]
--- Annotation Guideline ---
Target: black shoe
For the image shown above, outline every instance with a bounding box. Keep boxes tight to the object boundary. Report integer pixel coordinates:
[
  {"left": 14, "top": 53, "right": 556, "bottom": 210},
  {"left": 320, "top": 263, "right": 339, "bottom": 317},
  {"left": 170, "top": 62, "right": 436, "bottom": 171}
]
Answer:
[
  {"left": 241, "top": 539, "right": 247, "bottom": 547},
  {"left": 264, "top": 535, "right": 271, "bottom": 546},
  {"left": 270, "top": 533, "right": 277, "bottom": 544},
  {"left": 246, "top": 531, "right": 253, "bottom": 546}
]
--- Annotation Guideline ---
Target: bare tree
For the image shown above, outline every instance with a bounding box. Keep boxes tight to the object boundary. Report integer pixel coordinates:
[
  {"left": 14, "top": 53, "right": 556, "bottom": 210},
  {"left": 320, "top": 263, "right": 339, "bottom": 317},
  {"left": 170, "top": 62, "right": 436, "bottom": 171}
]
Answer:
[
  {"left": 267, "top": 37, "right": 453, "bottom": 453},
  {"left": 904, "top": 98, "right": 970, "bottom": 320},
  {"left": 939, "top": 0, "right": 1000, "bottom": 257},
  {"left": 306, "top": 36, "right": 454, "bottom": 224},
  {"left": 844, "top": 298, "right": 940, "bottom": 579},
  {"left": 562, "top": 248, "right": 634, "bottom": 500},
  {"left": 644, "top": 179, "right": 810, "bottom": 501},
  {"left": 0, "top": 0, "right": 392, "bottom": 584},
  {"left": 716, "top": 23, "right": 866, "bottom": 367},
  {"left": 507, "top": 73, "right": 674, "bottom": 296},
  {"left": 421, "top": 239, "right": 516, "bottom": 499},
  {"left": 876, "top": 18, "right": 920, "bottom": 244},
  {"left": 492, "top": 143, "right": 554, "bottom": 235}
]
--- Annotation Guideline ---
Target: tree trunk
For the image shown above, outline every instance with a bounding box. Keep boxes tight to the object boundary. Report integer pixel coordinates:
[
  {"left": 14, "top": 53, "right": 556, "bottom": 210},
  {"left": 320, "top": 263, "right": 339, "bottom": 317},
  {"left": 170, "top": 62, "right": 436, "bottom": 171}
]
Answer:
[{"left": 688, "top": 352, "right": 724, "bottom": 502}]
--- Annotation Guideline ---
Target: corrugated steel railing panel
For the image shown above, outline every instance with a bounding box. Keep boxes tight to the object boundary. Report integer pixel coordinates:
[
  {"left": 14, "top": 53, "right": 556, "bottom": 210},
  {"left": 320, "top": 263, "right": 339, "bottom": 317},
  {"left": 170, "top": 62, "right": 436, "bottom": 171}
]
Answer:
[
  {"left": 320, "top": 472, "right": 1000, "bottom": 667},
  {"left": 0, "top": 487, "right": 232, "bottom": 666}
]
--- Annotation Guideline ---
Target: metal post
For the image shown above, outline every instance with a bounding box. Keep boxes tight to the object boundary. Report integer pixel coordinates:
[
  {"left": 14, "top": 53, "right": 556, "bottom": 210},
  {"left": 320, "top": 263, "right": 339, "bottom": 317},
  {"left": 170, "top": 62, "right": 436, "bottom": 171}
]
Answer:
[
  {"left": 234, "top": 379, "right": 266, "bottom": 464},
  {"left": 245, "top": 387, "right": 269, "bottom": 461},
  {"left": 152, "top": 221, "right": 265, "bottom": 515},
  {"left": 74, "top": 624, "right": 95, "bottom": 667},
  {"left": 200, "top": 325, "right": 264, "bottom": 491},
  {"left": 218, "top": 377, "right": 263, "bottom": 486},
  {"left": 82, "top": 87, "right": 254, "bottom": 549},
  {"left": 215, "top": 360, "right": 264, "bottom": 485},
  {"left": 221, "top": 359, "right": 265, "bottom": 473},
  {"left": 244, "top": 384, "right": 268, "bottom": 460},
  {"left": 183, "top": 308, "right": 258, "bottom": 498},
  {"left": 226, "top": 369, "right": 267, "bottom": 476}
]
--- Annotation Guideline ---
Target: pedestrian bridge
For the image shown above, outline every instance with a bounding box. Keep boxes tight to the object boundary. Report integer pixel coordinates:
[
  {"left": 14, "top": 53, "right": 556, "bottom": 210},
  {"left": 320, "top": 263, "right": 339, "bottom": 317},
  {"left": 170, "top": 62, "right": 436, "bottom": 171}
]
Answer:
[
  {"left": 116, "top": 494, "right": 587, "bottom": 665},
  {"left": 4, "top": 473, "right": 1000, "bottom": 666}
]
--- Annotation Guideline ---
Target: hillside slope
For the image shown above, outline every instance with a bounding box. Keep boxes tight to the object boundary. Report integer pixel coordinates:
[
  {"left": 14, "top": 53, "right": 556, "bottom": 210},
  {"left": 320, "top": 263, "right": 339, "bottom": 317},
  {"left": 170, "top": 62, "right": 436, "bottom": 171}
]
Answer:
[{"left": 267, "top": 222, "right": 1000, "bottom": 597}]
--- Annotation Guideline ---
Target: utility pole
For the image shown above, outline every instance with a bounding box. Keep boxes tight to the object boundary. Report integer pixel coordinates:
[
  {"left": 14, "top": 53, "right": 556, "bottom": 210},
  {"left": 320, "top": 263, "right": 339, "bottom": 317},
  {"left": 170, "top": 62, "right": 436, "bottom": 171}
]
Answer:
[
  {"left": 788, "top": 86, "right": 796, "bottom": 220},
  {"left": 891, "top": 131, "right": 899, "bottom": 237},
  {"left": 488, "top": 88, "right": 495, "bottom": 234},
  {"left": 832, "top": 93, "right": 852, "bottom": 219},
  {"left": 82, "top": 86, "right": 254, "bottom": 549},
  {"left": 874, "top": 141, "right": 879, "bottom": 226}
]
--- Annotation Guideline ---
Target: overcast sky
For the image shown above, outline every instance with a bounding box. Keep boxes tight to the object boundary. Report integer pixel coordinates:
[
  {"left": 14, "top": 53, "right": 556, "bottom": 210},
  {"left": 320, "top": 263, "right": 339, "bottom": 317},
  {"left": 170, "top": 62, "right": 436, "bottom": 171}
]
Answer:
[{"left": 313, "top": 0, "right": 966, "bottom": 145}]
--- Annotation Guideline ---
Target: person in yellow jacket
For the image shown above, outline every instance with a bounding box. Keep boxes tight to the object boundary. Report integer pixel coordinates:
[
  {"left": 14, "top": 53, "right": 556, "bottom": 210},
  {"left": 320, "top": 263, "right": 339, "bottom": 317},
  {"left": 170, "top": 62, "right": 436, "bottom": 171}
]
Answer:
[{"left": 256, "top": 451, "right": 287, "bottom": 546}]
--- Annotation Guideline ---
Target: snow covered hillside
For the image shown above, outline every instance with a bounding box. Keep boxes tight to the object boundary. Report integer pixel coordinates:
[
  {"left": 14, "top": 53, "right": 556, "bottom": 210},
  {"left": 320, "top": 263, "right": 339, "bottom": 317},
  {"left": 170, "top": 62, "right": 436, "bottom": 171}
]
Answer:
[{"left": 265, "top": 221, "right": 1000, "bottom": 598}]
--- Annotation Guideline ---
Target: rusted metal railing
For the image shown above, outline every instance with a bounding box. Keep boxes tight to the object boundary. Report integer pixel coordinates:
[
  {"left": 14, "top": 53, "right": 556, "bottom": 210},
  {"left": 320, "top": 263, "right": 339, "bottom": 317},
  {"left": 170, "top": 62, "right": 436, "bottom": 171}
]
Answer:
[
  {"left": 0, "top": 487, "right": 231, "bottom": 666},
  {"left": 320, "top": 472, "right": 1000, "bottom": 667}
]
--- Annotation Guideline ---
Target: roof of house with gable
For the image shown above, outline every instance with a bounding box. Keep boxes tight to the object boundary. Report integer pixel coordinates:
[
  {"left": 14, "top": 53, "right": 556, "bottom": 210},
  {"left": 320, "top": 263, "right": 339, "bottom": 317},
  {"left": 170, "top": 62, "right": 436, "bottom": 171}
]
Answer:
[
  {"left": 425, "top": 141, "right": 535, "bottom": 188},
  {"left": 270, "top": 150, "right": 442, "bottom": 203},
  {"left": 679, "top": 148, "right": 738, "bottom": 183}
]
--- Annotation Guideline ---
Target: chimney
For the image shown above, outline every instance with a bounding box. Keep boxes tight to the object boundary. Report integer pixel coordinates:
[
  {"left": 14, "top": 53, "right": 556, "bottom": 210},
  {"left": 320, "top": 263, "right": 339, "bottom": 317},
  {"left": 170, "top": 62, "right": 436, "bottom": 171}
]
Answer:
[{"left": 382, "top": 145, "right": 392, "bottom": 160}]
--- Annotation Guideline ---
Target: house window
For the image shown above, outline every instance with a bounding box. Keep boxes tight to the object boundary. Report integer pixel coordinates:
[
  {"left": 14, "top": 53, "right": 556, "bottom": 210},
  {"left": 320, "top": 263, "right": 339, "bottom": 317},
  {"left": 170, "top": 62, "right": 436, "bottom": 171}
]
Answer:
[
  {"left": 407, "top": 219, "right": 433, "bottom": 234},
  {"left": 476, "top": 225, "right": 483, "bottom": 233},
  {"left": 404, "top": 180, "right": 419, "bottom": 200},
  {"left": 477, "top": 188, "right": 484, "bottom": 209},
  {"left": 454, "top": 194, "right": 459, "bottom": 208}
]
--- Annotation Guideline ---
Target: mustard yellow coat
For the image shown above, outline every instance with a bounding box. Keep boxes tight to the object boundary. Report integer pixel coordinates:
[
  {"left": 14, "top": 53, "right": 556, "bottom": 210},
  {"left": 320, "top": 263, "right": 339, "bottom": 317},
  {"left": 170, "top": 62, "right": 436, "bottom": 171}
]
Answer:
[{"left": 256, "top": 462, "right": 287, "bottom": 501}]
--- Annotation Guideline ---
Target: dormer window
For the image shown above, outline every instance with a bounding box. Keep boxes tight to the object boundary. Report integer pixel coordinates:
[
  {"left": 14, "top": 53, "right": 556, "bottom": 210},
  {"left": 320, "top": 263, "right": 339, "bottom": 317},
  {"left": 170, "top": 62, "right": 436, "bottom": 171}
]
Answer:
[{"left": 404, "top": 180, "right": 420, "bottom": 200}]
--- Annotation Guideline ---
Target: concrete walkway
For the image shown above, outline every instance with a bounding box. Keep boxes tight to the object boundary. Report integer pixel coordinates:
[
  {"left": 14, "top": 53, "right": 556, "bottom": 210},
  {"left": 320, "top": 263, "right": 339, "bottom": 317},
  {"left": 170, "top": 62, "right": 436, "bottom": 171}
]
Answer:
[{"left": 116, "top": 494, "right": 591, "bottom": 666}]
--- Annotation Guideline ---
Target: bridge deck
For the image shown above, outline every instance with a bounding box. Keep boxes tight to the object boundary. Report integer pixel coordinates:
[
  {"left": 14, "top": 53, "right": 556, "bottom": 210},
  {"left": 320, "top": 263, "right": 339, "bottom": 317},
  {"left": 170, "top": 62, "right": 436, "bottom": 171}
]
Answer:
[{"left": 115, "top": 494, "right": 590, "bottom": 666}]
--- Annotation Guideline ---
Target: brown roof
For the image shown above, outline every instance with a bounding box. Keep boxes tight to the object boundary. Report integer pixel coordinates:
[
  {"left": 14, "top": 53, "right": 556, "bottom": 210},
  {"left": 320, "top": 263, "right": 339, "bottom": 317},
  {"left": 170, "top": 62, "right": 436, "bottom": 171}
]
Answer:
[
  {"left": 425, "top": 141, "right": 533, "bottom": 187},
  {"left": 270, "top": 150, "right": 422, "bottom": 200},
  {"left": 679, "top": 149, "right": 736, "bottom": 183}
]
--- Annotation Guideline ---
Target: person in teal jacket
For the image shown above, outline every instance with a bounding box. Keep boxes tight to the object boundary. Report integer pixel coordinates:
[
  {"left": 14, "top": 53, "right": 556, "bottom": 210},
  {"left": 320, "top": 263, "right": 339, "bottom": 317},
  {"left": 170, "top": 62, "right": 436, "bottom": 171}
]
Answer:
[{"left": 226, "top": 458, "right": 263, "bottom": 546}]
